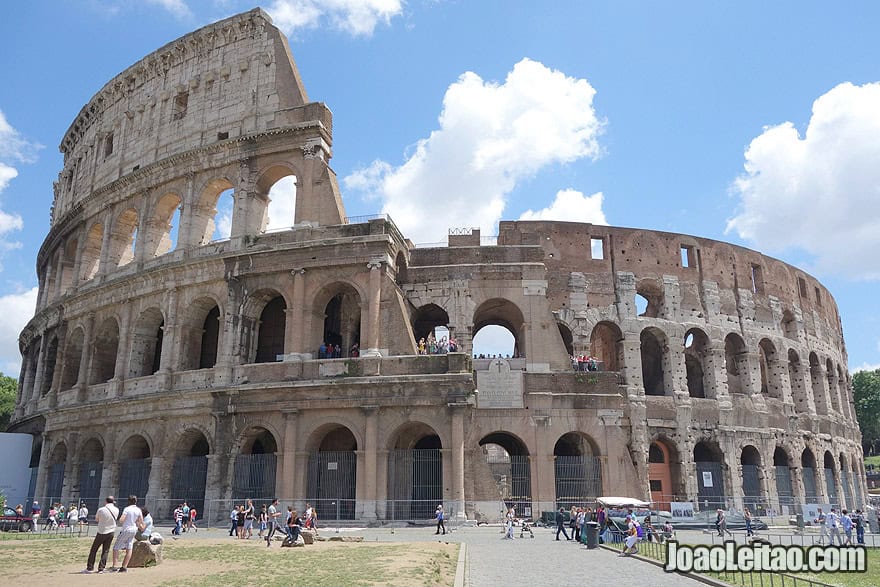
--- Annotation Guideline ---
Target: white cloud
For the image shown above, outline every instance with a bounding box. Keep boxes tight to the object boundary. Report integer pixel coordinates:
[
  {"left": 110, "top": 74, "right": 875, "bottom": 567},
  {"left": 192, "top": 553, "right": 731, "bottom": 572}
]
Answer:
[
  {"left": 0, "top": 163, "right": 17, "bottom": 193},
  {"left": 0, "top": 287, "right": 38, "bottom": 377},
  {"left": 145, "top": 0, "right": 191, "bottom": 18},
  {"left": 853, "top": 362, "right": 880, "bottom": 374},
  {"left": 519, "top": 189, "right": 608, "bottom": 225},
  {"left": 0, "top": 110, "right": 41, "bottom": 164},
  {"left": 267, "top": 0, "right": 402, "bottom": 36},
  {"left": 344, "top": 58, "right": 604, "bottom": 243},
  {"left": 266, "top": 176, "right": 297, "bottom": 230},
  {"left": 727, "top": 82, "right": 880, "bottom": 279}
]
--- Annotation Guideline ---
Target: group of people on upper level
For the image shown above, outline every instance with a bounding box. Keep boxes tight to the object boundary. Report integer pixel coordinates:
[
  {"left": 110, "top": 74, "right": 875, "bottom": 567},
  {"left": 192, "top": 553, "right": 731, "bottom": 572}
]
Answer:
[
  {"left": 318, "top": 342, "right": 359, "bottom": 359},
  {"left": 418, "top": 333, "right": 458, "bottom": 355},
  {"left": 570, "top": 354, "right": 601, "bottom": 372}
]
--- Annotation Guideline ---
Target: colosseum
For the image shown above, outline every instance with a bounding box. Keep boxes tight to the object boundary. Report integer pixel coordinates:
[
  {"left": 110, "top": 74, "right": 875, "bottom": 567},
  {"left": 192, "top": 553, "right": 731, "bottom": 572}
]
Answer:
[{"left": 10, "top": 9, "right": 866, "bottom": 524}]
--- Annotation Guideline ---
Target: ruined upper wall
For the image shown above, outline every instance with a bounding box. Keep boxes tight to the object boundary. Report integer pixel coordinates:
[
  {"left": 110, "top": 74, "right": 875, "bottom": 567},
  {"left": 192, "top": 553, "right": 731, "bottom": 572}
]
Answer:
[{"left": 52, "top": 8, "right": 315, "bottom": 226}]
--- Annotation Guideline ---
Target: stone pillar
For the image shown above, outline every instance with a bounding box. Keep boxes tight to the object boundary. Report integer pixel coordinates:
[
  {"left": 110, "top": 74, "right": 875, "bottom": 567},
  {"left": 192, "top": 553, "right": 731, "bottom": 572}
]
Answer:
[
  {"left": 707, "top": 345, "right": 731, "bottom": 409},
  {"left": 449, "top": 404, "right": 466, "bottom": 519},
  {"left": 362, "top": 260, "right": 383, "bottom": 357},
  {"left": 295, "top": 143, "right": 316, "bottom": 224},
  {"left": 288, "top": 269, "right": 307, "bottom": 355},
  {"left": 361, "top": 405, "right": 379, "bottom": 520},
  {"left": 30, "top": 334, "right": 49, "bottom": 406},
  {"left": 621, "top": 338, "right": 644, "bottom": 395},
  {"left": 790, "top": 465, "right": 804, "bottom": 513},
  {"left": 158, "top": 288, "right": 178, "bottom": 374},
  {"left": 33, "top": 434, "right": 51, "bottom": 502},
  {"left": 815, "top": 466, "right": 828, "bottom": 502},
  {"left": 77, "top": 314, "right": 95, "bottom": 400},
  {"left": 39, "top": 262, "right": 54, "bottom": 308},
  {"left": 110, "top": 303, "right": 132, "bottom": 398},
  {"left": 178, "top": 171, "right": 196, "bottom": 251},
  {"left": 97, "top": 211, "right": 113, "bottom": 277},
  {"left": 146, "top": 456, "right": 165, "bottom": 503},
  {"left": 280, "top": 410, "right": 299, "bottom": 501},
  {"left": 99, "top": 462, "right": 118, "bottom": 503},
  {"left": 134, "top": 193, "right": 150, "bottom": 265}
]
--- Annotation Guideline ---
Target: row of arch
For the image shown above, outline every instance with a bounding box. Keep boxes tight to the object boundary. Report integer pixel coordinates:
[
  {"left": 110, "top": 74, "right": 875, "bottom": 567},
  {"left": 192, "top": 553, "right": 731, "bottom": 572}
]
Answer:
[
  {"left": 648, "top": 439, "right": 865, "bottom": 512},
  {"left": 40, "top": 164, "right": 300, "bottom": 309}
]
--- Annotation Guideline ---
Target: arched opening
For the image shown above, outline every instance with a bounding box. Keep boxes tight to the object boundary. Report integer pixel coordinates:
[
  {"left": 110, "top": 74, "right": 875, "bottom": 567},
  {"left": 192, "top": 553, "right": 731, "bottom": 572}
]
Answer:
[
  {"left": 724, "top": 333, "right": 748, "bottom": 395},
  {"left": 179, "top": 298, "right": 220, "bottom": 371},
  {"left": 635, "top": 279, "right": 664, "bottom": 318},
  {"left": 40, "top": 336, "right": 58, "bottom": 396},
  {"left": 782, "top": 310, "right": 797, "bottom": 340},
  {"left": 387, "top": 423, "right": 442, "bottom": 520},
  {"left": 472, "top": 298, "right": 525, "bottom": 358},
  {"left": 233, "top": 428, "right": 278, "bottom": 501},
  {"left": 118, "top": 435, "right": 151, "bottom": 501},
  {"left": 801, "top": 449, "right": 819, "bottom": 503},
  {"left": 307, "top": 425, "right": 358, "bottom": 520},
  {"left": 260, "top": 172, "right": 298, "bottom": 232},
  {"left": 60, "top": 327, "right": 84, "bottom": 390},
  {"left": 253, "top": 295, "right": 287, "bottom": 363},
  {"left": 58, "top": 238, "right": 78, "bottom": 295},
  {"left": 129, "top": 308, "right": 164, "bottom": 377},
  {"left": 851, "top": 458, "right": 863, "bottom": 510},
  {"left": 741, "top": 446, "right": 764, "bottom": 513},
  {"left": 640, "top": 327, "right": 667, "bottom": 396},
  {"left": 78, "top": 438, "right": 104, "bottom": 515},
  {"left": 823, "top": 451, "right": 838, "bottom": 506},
  {"left": 826, "top": 359, "right": 840, "bottom": 413},
  {"left": 90, "top": 317, "right": 119, "bottom": 384},
  {"left": 809, "top": 353, "right": 828, "bottom": 415},
  {"left": 46, "top": 442, "right": 67, "bottom": 504},
  {"left": 774, "top": 447, "right": 794, "bottom": 512},
  {"left": 694, "top": 441, "right": 725, "bottom": 510},
  {"left": 684, "top": 328, "right": 709, "bottom": 398},
  {"left": 395, "top": 251, "right": 408, "bottom": 285},
  {"left": 79, "top": 223, "right": 103, "bottom": 282},
  {"left": 411, "top": 304, "right": 450, "bottom": 346},
  {"left": 170, "top": 430, "right": 210, "bottom": 519},
  {"left": 553, "top": 432, "right": 601, "bottom": 508},
  {"left": 557, "top": 323, "right": 574, "bottom": 357},
  {"left": 107, "top": 208, "right": 138, "bottom": 269},
  {"left": 840, "top": 454, "right": 854, "bottom": 510},
  {"left": 837, "top": 366, "right": 850, "bottom": 420},
  {"left": 590, "top": 321, "right": 623, "bottom": 372},
  {"left": 479, "top": 432, "right": 532, "bottom": 516},
  {"left": 191, "top": 178, "right": 235, "bottom": 245},
  {"left": 648, "top": 439, "right": 680, "bottom": 511},
  {"left": 143, "top": 192, "right": 182, "bottom": 258},
  {"left": 759, "top": 339, "right": 782, "bottom": 398},
  {"left": 316, "top": 284, "right": 361, "bottom": 358},
  {"left": 788, "top": 350, "right": 809, "bottom": 413}
]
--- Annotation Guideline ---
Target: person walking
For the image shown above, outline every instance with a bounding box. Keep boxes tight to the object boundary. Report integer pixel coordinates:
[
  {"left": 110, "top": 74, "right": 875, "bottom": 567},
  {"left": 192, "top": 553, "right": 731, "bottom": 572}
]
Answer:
[
  {"left": 80, "top": 496, "right": 119, "bottom": 574},
  {"left": 744, "top": 508, "right": 754, "bottom": 537},
  {"left": 435, "top": 504, "right": 446, "bottom": 535},
  {"left": 716, "top": 509, "right": 733, "bottom": 538},
  {"left": 854, "top": 509, "right": 866, "bottom": 545},
  {"left": 265, "top": 498, "right": 281, "bottom": 547},
  {"left": 110, "top": 495, "right": 145, "bottom": 573},
  {"left": 826, "top": 508, "right": 842, "bottom": 546},
  {"left": 815, "top": 508, "right": 827, "bottom": 545},
  {"left": 555, "top": 507, "right": 571, "bottom": 541}
]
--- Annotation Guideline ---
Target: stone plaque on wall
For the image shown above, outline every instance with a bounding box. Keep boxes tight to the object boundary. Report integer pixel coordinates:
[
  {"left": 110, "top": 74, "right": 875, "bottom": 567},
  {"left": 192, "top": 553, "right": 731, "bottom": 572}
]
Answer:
[{"left": 476, "top": 359, "right": 523, "bottom": 408}]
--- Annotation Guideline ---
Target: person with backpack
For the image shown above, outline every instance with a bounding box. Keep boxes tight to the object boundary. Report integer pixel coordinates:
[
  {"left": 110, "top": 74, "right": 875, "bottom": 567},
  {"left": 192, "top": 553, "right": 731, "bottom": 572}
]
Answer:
[
  {"left": 435, "top": 504, "right": 446, "bottom": 535},
  {"left": 619, "top": 515, "right": 642, "bottom": 556},
  {"left": 854, "top": 509, "right": 865, "bottom": 545}
]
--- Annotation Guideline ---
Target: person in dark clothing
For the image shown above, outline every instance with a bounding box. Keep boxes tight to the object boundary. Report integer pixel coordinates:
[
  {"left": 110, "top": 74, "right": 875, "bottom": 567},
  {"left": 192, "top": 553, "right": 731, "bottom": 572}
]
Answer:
[{"left": 555, "top": 507, "right": 571, "bottom": 540}]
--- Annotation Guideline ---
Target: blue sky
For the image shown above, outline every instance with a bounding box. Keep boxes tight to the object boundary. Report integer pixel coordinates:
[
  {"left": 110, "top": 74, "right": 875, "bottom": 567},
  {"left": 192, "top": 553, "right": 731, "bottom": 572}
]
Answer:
[{"left": 0, "top": 1, "right": 878, "bottom": 374}]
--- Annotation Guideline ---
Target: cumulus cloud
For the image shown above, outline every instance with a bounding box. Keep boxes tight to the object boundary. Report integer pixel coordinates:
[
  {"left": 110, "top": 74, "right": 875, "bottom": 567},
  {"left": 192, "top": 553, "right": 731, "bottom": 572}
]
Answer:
[
  {"left": 519, "top": 189, "right": 608, "bottom": 225},
  {"left": 0, "top": 287, "right": 38, "bottom": 376},
  {"left": 727, "top": 82, "right": 880, "bottom": 279},
  {"left": 344, "top": 58, "right": 604, "bottom": 243},
  {"left": 145, "top": 0, "right": 192, "bottom": 18},
  {"left": 267, "top": 0, "right": 402, "bottom": 36},
  {"left": 0, "top": 110, "right": 35, "bottom": 260}
]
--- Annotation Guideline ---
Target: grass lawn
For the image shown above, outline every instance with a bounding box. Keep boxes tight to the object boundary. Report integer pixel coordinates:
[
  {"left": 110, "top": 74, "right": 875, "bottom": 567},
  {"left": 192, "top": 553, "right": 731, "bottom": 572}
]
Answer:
[
  {"left": 0, "top": 535, "right": 459, "bottom": 586},
  {"left": 620, "top": 541, "right": 880, "bottom": 587}
]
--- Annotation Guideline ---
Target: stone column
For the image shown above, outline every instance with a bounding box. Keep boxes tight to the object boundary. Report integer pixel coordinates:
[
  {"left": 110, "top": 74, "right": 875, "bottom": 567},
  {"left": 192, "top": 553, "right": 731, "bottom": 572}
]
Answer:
[
  {"left": 362, "top": 260, "right": 383, "bottom": 357},
  {"left": 295, "top": 143, "right": 316, "bottom": 224},
  {"left": 33, "top": 434, "right": 51, "bottom": 502},
  {"left": 815, "top": 466, "right": 828, "bottom": 502},
  {"left": 77, "top": 314, "right": 95, "bottom": 401},
  {"left": 280, "top": 410, "right": 299, "bottom": 501},
  {"left": 621, "top": 337, "right": 644, "bottom": 395},
  {"left": 30, "top": 334, "right": 49, "bottom": 406},
  {"left": 146, "top": 457, "right": 165, "bottom": 503},
  {"left": 288, "top": 269, "right": 307, "bottom": 355},
  {"left": 707, "top": 345, "right": 731, "bottom": 409},
  {"left": 97, "top": 211, "right": 113, "bottom": 277},
  {"left": 790, "top": 466, "right": 804, "bottom": 514},
  {"left": 361, "top": 405, "right": 379, "bottom": 520},
  {"left": 99, "top": 462, "right": 118, "bottom": 504},
  {"left": 111, "top": 303, "right": 132, "bottom": 397},
  {"left": 449, "top": 404, "right": 467, "bottom": 519},
  {"left": 178, "top": 171, "right": 196, "bottom": 251},
  {"left": 158, "top": 287, "right": 178, "bottom": 374},
  {"left": 39, "top": 262, "right": 54, "bottom": 308}
]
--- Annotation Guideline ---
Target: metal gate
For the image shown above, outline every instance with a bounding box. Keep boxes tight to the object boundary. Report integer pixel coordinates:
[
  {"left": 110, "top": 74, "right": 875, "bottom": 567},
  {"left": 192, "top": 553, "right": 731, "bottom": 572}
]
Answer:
[
  {"left": 307, "top": 451, "right": 356, "bottom": 520},
  {"left": 775, "top": 466, "right": 794, "bottom": 511},
  {"left": 118, "top": 458, "right": 150, "bottom": 501},
  {"left": 554, "top": 456, "right": 601, "bottom": 509},
  {"left": 232, "top": 453, "right": 276, "bottom": 500},
  {"left": 486, "top": 454, "right": 532, "bottom": 517},
  {"left": 695, "top": 462, "right": 725, "bottom": 510},
  {"left": 46, "top": 463, "right": 65, "bottom": 503},
  {"left": 170, "top": 456, "right": 208, "bottom": 517},
  {"left": 78, "top": 461, "right": 103, "bottom": 514},
  {"left": 741, "top": 464, "right": 762, "bottom": 512},
  {"left": 387, "top": 449, "right": 442, "bottom": 520},
  {"left": 824, "top": 468, "right": 838, "bottom": 506},
  {"left": 803, "top": 467, "right": 818, "bottom": 502},
  {"left": 841, "top": 469, "right": 854, "bottom": 510}
]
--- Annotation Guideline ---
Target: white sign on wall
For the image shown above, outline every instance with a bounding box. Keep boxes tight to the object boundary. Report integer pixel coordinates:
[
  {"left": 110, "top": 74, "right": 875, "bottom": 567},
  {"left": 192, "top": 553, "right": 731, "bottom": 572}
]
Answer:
[
  {"left": 670, "top": 502, "right": 695, "bottom": 520},
  {"left": 702, "top": 471, "right": 713, "bottom": 488}
]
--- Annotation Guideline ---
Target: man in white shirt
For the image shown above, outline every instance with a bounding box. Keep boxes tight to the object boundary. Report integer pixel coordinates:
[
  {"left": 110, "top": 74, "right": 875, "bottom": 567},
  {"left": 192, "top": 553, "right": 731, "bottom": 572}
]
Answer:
[
  {"left": 826, "top": 508, "right": 842, "bottom": 545},
  {"left": 81, "top": 496, "right": 119, "bottom": 574},
  {"left": 78, "top": 503, "right": 89, "bottom": 530},
  {"left": 111, "top": 495, "right": 144, "bottom": 573}
]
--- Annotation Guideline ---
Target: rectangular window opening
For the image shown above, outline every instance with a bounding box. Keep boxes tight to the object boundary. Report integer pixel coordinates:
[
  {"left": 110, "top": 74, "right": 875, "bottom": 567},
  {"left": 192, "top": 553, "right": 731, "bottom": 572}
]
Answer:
[
  {"left": 217, "top": 131, "right": 229, "bottom": 141},
  {"left": 814, "top": 287, "right": 822, "bottom": 306},
  {"left": 104, "top": 132, "right": 114, "bottom": 158},
  {"left": 681, "top": 245, "right": 695, "bottom": 268},
  {"left": 798, "top": 277, "right": 807, "bottom": 298},
  {"left": 590, "top": 237, "right": 604, "bottom": 260},
  {"left": 172, "top": 92, "right": 189, "bottom": 121},
  {"left": 750, "top": 263, "right": 764, "bottom": 294}
]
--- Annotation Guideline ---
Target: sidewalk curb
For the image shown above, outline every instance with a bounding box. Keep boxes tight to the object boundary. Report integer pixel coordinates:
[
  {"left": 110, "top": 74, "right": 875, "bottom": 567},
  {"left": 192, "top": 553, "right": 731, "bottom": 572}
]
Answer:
[
  {"left": 454, "top": 542, "right": 468, "bottom": 587},
  {"left": 598, "top": 544, "right": 729, "bottom": 587}
]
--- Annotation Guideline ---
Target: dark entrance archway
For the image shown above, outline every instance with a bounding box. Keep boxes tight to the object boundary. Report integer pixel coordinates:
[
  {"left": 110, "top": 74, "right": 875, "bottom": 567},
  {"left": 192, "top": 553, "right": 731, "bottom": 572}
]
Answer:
[
  {"left": 118, "top": 435, "right": 151, "bottom": 501},
  {"left": 233, "top": 428, "right": 278, "bottom": 501},
  {"left": 170, "top": 430, "right": 209, "bottom": 520},
  {"left": 307, "top": 425, "right": 358, "bottom": 520},
  {"left": 479, "top": 432, "right": 532, "bottom": 517},
  {"left": 694, "top": 441, "right": 725, "bottom": 510},
  {"left": 553, "top": 432, "right": 601, "bottom": 508},
  {"left": 774, "top": 447, "right": 794, "bottom": 512},
  {"left": 387, "top": 423, "right": 442, "bottom": 520},
  {"left": 78, "top": 438, "right": 104, "bottom": 515},
  {"left": 741, "top": 445, "right": 764, "bottom": 514},
  {"left": 801, "top": 448, "right": 819, "bottom": 503}
]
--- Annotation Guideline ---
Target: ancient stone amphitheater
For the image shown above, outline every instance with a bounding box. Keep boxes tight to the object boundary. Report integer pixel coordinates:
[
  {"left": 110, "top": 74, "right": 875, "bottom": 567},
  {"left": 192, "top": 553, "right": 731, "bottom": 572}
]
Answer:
[{"left": 10, "top": 9, "right": 865, "bottom": 523}]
